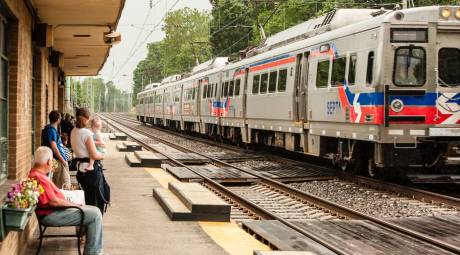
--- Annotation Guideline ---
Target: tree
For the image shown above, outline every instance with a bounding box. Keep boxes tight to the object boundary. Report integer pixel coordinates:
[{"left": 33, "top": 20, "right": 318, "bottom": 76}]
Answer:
[
  {"left": 131, "top": 8, "right": 211, "bottom": 106},
  {"left": 161, "top": 7, "right": 212, "bottom": 74},
  {"left": 209, "top": 0, "right": 254, "bottom": 56}
]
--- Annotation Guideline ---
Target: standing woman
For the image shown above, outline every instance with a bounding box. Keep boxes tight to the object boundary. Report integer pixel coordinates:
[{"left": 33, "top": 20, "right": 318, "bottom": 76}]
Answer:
[{"left": 71, "top": 108, "right": 110, "bottom": 214}]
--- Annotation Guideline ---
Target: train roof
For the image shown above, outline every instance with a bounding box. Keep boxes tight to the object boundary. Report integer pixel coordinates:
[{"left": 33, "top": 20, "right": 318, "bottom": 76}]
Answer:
[
  {"left": 137, "top": 6, "right": 460, "bottom": 97},
  {"left": 254, "top": 9, "right": 384, "bottom": 55}
]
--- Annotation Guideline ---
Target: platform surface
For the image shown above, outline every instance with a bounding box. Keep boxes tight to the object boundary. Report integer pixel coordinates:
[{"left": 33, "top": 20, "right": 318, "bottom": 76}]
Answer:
[{"left": 25, "top": 141, "right": 228, "bottom": 255}]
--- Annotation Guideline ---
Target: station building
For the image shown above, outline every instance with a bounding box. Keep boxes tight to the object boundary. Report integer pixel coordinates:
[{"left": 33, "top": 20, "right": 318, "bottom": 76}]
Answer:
[{"left": 0, "top": 1, "right": 124, "bottom": 254}]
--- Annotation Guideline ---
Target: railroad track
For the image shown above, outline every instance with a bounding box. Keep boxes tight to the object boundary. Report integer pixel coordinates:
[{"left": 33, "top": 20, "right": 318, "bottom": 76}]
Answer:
[
  {"left": 113, "top": 113, "right": 460, "bottom": 212},
  {"left": 101, "top": 113, "right": 460, "bottom": 254}
]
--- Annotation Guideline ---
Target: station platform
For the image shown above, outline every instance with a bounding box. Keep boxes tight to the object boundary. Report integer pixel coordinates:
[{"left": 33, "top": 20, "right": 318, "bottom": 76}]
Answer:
[{"left": 24, "top": 140, "right": 269, "bottom": 254}]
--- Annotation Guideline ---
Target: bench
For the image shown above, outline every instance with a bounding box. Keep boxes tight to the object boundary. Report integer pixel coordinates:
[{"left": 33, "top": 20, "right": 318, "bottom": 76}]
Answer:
[{"left": 35, "top": 206, "right": 85, "bottom": 255}]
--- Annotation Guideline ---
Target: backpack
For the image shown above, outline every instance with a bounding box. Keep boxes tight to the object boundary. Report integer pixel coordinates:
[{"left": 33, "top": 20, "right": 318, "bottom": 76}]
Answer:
[{"left": 40, "top": 125, "right": 53, "bottom": 148}]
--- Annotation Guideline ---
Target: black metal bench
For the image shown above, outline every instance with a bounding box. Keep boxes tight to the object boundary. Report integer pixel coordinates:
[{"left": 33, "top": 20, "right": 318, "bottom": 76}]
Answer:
[{"left": 35, "top": 206, "right": 85, "bottom": 255}]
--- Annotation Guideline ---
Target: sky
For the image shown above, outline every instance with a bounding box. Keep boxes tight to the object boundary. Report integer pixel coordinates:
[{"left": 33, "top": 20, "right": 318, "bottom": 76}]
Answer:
[{"left": 98, "top": 0, "right": 212, "bottom": 91}]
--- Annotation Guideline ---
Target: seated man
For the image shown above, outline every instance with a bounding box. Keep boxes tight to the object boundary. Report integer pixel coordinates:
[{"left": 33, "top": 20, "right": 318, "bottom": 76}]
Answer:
[{"left": 29, "top": 146, "right": 107, "bottom": 255}]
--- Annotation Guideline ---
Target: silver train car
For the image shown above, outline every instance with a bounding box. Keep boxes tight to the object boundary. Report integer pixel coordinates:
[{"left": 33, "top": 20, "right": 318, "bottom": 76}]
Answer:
[{"left": 137, "top": 6, "right": 460, "bottom": 177}]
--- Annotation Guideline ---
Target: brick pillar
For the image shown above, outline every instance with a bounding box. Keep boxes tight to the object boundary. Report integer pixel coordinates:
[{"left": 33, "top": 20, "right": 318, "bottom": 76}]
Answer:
[{"left": 6, "top": 2, "right": 33, "bottom": 180}]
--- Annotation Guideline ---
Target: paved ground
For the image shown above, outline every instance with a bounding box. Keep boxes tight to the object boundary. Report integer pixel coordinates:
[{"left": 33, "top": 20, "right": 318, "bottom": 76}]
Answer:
[{"left": 25, "top": 141, "right": 229, "bottom": 255}]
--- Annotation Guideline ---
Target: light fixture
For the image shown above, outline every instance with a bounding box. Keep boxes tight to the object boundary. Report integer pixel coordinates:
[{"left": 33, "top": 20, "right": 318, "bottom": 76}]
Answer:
[
  {"left": 441, "top": 8, "right": 451, "bottom": 19},
  {"left": 104, "top": 30, "right": 122, "bottom": 45},
  {"left": 455, "top": 8, "right": 460, "bottom": 19}
]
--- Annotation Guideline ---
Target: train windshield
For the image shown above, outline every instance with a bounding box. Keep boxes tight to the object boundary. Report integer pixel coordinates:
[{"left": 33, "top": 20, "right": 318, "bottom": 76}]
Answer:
[
  {"left": 393, "top": 47, "right": 426, "bottom": 86},
  {"left": 438, "top": 48, "right": 460, "bottom": 87}
]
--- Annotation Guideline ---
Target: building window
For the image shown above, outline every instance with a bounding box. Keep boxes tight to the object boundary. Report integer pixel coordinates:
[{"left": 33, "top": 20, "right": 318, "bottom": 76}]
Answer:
[{"left": 0, "top": 15, "right": 7, "bottom": 182}]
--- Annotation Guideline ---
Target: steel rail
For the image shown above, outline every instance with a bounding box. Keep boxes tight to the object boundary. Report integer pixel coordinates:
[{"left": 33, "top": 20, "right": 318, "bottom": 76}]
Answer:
[
  {"left": 100, "top": 114, "right": 353, "bottom": 255},
  {"left": 102, "top": 113, "right": 460, "bottom": 254},
  {"left": 117, "top": 113, "right": 460, "bottom": 210}
]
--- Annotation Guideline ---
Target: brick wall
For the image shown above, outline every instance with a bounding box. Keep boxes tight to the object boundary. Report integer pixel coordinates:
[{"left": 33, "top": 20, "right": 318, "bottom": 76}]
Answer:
[{"left": 0, "top": 0, "right": 62, "bottom": 254}]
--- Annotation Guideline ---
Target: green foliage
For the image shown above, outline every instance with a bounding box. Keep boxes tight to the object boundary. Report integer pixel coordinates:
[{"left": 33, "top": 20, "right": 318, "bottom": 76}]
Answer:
[
  {"left": 132, "top": 8, "right": 211, "bottom": 105},
  {"left": 132, "top": 0, "right": 460, "bottom": 105},
  {"left": 209, "top": 0, "right": 254, "bottom": 56},
  {"left": 72, "top": 78, "right": 130, "bottom": 113}
]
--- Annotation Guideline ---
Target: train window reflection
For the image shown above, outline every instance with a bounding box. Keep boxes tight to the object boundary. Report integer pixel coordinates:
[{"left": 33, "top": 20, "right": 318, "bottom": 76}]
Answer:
[
  {"left": 331, "top": 57, "right": 346, "bottom": 87},
  {"left": 252, "top": 75, "right": 260, "bottom": 94},
  {"left": 235, "top": 79, "right": 240, "bottom": 96},
  {"left": 269, "top": 71, "right": 277, "bottom": 93},
  {"left": 393, "top": 47, "right": 426, "bottom": 86},
  {"left": 278, "top": 69, "right": 287, "bottom": 92},
  {"left": 438, "top": 48, "right": 460, "bottom": 87},
  {"left": 348, "top": 54, "right": 357, "bottom": 85},
  {"left": 316, "top": 60, "right": 329, "bottom": 88},
  {"left": 260, "top": 73, "right": 268, "bottom": 94}
]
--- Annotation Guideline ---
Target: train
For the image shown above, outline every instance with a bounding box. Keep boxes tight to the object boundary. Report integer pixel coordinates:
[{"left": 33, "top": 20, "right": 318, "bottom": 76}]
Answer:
[{"left": 136, "top": 6, "right": 460, "bottom": 178}]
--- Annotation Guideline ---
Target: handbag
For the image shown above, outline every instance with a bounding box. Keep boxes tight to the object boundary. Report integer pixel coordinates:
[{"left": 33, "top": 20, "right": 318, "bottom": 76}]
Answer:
[{"left": 61, "top": 189, "right": 85, "bottom": 206}]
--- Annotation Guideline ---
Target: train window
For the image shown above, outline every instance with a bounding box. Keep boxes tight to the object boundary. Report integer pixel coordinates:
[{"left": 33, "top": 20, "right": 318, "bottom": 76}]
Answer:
[
  {"left": 438, "top": 48, "right": 460, "bottom": 87},
  {"left": 393, "top": 47, "right": 426, "bottom": 86},
  {"left": 229, "top": 80, "right": 234, "bottom": 97},
  {"left": 347, "top": 54, "right": 357, "bottom": 86},
  {"left": 207, "top": 83, "right": 212, "bottom": 98},
  {"left": 214, "top": 83, "right": 217, "bottom": 97},
  {"left": 260, "top": 73, "right": 268, "bottom": 94},
  {"left": 316, "top": 60, "right": 329, "bottom": 88},
  {"left": 252, "top": 75, "right": 260, "bottom": 94},
  {"left": 269, "top": 71, "right": 277, "bottom": 93},
  {"left": 278, "top": 69, "right": 287, "bottom": 92},
  {"left": 203, "top": 85, "right": 207, "bottom": 98},
  {"left": 366, "top": 51, "right": 374, "bottom": 85},
  {"left": 224, "top": 81, "right": 229, "bottom": 97},
  {"left": 234, "top": 79, "right": 241, "bottom": 96},
  {"left": 331, "top": 57, "right": 346, "bottom": 87}
]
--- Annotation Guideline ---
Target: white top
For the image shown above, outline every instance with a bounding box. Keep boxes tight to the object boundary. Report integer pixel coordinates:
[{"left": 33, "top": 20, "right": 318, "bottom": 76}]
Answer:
[{"left": 71, "top": 128, "right": 93, "bottom": 158}]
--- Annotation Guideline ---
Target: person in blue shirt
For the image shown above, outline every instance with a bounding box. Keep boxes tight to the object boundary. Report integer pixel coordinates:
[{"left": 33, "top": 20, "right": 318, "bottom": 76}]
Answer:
[{"left": 41, "top": 110, "right": 71, "bottom": 189}]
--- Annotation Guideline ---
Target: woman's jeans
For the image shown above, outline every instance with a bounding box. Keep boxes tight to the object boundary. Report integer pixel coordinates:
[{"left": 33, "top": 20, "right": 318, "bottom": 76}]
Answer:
[{"left": 41, "top": 205, "right": 103, "bottom": 255}]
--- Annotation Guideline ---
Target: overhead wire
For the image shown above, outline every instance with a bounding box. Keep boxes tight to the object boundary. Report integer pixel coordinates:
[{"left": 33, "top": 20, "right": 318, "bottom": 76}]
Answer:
[{"left": 110, "top": 0, "right": 181, "bottom": 81}]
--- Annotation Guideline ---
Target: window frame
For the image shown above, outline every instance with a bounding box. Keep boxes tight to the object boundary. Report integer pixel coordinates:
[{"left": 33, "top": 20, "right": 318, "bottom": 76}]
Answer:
[
  {"left": 347, "top": 53, "right": 357, "bottom": 86},
  {"left": 268, "top": 70, "right": 278, "bottom": 93},
  {"left": 260, "top": 72, "right": 269, "bottom": 94},
  {"left": 366, "top": 51, "right": 375, "bottom": 86},
  {"left": 438, "top": 47, "right": 460, "bottom": 87},
  {"left": 277, "top": 68, "right": 288, "bottom": 92},
  {"left": 316, "top": 59, "right": 330, "bottom": 89},
  {"left": 331, "top": 56, "right": 347, "bottom": 87},
  {"left": 392, "top": 46, "right": 427, "bottom": 87},
  {"left": 252, "top": 74, "right": 260, "bottom": 94}
]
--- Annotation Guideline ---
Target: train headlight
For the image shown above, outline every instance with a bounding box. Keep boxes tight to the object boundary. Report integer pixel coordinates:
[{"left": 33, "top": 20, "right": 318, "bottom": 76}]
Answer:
[
  {"left": 441, "top": 8, "right": 451, "bottom": 19},
  {"left": 455, "top": 9, "right": 460, "bottom": 19},
  {"left": 391, "top": 99, "right": 404, "bottom": 113}
]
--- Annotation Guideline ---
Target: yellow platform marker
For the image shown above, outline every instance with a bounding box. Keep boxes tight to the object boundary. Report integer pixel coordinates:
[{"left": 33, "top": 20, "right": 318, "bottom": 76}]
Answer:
[
  {"left": 144, "top": 168, "right": 179, "bottom": 188},
  {"left": 145, "top": 167, "right": 271, "bottom": 254},
  {"left": 199, "top": 221, "right": 271, "bottom": 255}
]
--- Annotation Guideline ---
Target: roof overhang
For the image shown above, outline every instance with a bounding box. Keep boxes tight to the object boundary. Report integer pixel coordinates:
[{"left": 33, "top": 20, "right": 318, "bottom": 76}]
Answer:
[{"left": 32, "top": 0, "right": 126, "bottom": 76}]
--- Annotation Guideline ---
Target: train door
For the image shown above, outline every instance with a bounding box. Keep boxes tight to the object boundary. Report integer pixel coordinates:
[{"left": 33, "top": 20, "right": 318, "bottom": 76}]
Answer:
[
  {"left": 197, "top": 79, "right": 202, "bottom": 116},
  {"left": 294, "top": 52, "right": 309, "bottom": 122},
  {"left": 241, "top": 67, "right": 250, "bottom": 143},
  {"left": 435, "top": 31, "right": 460, "bottom": 126}
]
